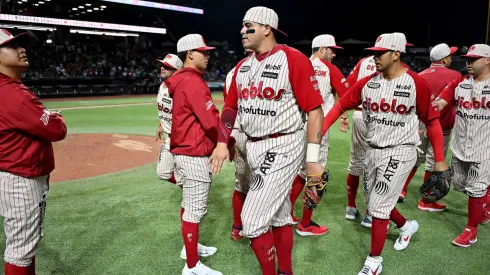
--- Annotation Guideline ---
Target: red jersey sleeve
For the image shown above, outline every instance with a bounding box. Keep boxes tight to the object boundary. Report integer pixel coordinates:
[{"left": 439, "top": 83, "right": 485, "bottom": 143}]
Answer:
[
  {"left": 188, "top": 81, "right": 220, "bottom": 142},
  {"left": 286, "top": 48, "right": 323, "bottom": 112},
  {"left": 411, "top": 71, "right": 440, "bottom": 124},
  {"left": 439, "top": 76, "right": 463, "bottom": 104},
  {"left": 338, "top": 74, "right": 373, "bottom": 111},
  {"left": 222, "top": 85, "right": 227, "bottom": 102},
  {"left": 16, "top": 90, "right": 67, "bottom": 142},
  {"left": 345, "top": 60, "right": 361, "bottom": 88},
  {"left": 323, "top": 60, "right": 348, "bottom": 97}
]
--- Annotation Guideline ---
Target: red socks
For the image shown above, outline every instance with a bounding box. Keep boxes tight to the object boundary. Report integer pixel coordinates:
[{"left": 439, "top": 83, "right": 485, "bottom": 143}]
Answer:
[
  {"left": 423, "top": 171, "right": 431, "bottom": 182},
  {"left": 289, "top": 175, "right": 305, "bottom": 212},
  {"left": 485, "top": 187, "right": 490, "bottom": 212},
  {"left": 182, "top": 221, "right": 199, "bottom": 268},
  {"left": 4, "top": 259, "right": 35, "bottom": 275},
  {"left": 467, "top": 196, "right": 485, "bottom": 228},
  {"left": 272, "top": 226, "right": 293, "bottom": 274},
  {"left": 251, "top": 231, "right": 277, "bottom": 275},
  {"left": 180, "top": 208, "right": 184, "bottom": 221},
  {"left": 300, "top": 207, "right": 313, "bottom": 228},
  {"left": 232, "top": 190, "right": 247, "bottom": 229},
  {"left": 370, "top": 218, "right": 389, "bottom": 257},
  {"left": 402, "top": 167, "right": 418, "bottom": 194},
  {"left": 389, "top": 208, "right": 407, "bottom": 228},
  {"left": 346, "top": 174, "right": 360, "bottom": 208}
]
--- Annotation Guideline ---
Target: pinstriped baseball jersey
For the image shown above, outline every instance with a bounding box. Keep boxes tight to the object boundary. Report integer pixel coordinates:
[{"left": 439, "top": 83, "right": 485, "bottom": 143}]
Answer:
[
  {"left": 230, "top": 45, "right": 322, "bottom": 138},
  {"left": 345, "top": 56, "right": 377, "bottom": 109},
  {"left": 439, "top": 75, "right": 490, "bottom": 161},
  {"left": 157, "top": 83, "right": 172, "bottom": 134},
  {"left": 310, "top": 58, "right": 341, "bottom": 114},
  {"left": 339, "top": 70, "right": 438, "bottom": 148}
]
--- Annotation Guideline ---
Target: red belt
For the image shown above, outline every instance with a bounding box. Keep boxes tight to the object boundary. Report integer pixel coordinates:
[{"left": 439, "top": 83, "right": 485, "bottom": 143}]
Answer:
[
  {"left": 355, "top": 107, "right": 362, "bottom": 111},
  {"left": 247, "top": 133, "right": 287, "bottom": 142}
]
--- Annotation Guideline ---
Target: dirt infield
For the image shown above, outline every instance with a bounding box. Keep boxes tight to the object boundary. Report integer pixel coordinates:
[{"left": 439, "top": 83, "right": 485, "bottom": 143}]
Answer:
[{"left": 50, "top": 133, "right": 162, "bottom": 182}]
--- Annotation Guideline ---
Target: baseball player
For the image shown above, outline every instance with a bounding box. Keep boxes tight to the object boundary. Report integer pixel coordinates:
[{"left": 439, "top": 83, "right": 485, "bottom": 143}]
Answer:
[
  {"left": 226, "top": 50, "right": 254, "bottom": 242},
  {"left": 289, "top": 34, "right": 348, "bottom": 236},
  {"left": 165, "top": 34, "right": 235, "bottom": 275},
  {"left": 0, "top": 29, "right": 67, "bottom": 274},
  {"left": 399, "top": 43, "right": 462, "bottom": 211},
  {"left": 209, "top": 6, "right": 325, "bottom": 275},
  {"left": 435, "top": 44, "right": 490, "bottom": 247},
  {"left": 322, "top": 33, "right": 449, "bottom": 275},
  {"left": 343, "top": 33, "right": 413, "bottom": 228},
  {"left": 155, "top": 54, "right": 183, "bottom": 184}
]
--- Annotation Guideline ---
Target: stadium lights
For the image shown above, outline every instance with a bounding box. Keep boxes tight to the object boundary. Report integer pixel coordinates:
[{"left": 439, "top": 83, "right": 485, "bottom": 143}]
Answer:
[
  {"left": 94, "top": 8, "right": 99, "bottom": 10},
  {"left": 101, "top": 5, "right": 106, "bottom": 8},
  {"left": 69, "top": 29, "right": 139, "bottom": 37},
  {"left": 0, "top": 24, "right": 56, "bottom": 31},
  {"left": 86, "top": 3, "right": 91, "bottom": 6},
  {"left": 46, "top": 39, "right": 52, "bottom": 43},
  {"left": 18, "top": 1, "right": 22, "bottom": 4},
  {"left": 101, "top": 0, "right": 203, "bottom": 14},
  {"left": 34, "top": 4, "right": 38, "bottom": 6},
  {"left": 72, "top": 8, "right": 77, "bottom": 10},
  {"left": 0, "top": 14, "right": 166, "bottom": 34},
  {"left": 39, "top": 1, "right": 44, "bottom": 4}
]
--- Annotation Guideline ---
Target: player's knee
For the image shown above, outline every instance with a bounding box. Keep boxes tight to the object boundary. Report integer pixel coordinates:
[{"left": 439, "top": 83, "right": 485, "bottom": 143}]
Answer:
[
  {"left": 5, "top": 254, "right": 34, "bottom": 267},
  {"left": 241, "top": 221, "right": 268, "bottom": 239},
  {"left": 367, "top": 207, "right": 390, "bottom": 220},
  {"left": 465, "top": 188, "right": 487, "bottom": 198},
  {"left": 156, "top": 171, "right": 172, "bottom": 181},
  {"left": 348, "top": 166, "right": 363, "bottom": 177},
  {"left": 182, "top": 208, "right": 206, "bottom": 223}
]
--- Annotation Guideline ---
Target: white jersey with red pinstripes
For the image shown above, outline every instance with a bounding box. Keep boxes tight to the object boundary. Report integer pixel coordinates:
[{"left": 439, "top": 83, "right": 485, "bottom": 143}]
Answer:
[
  {"left": 439, "top": 75, "right": 490, "bottom": 161},
  {"left": 339, "top": 70, "right": 438, "bottom": 148},
  {"left": 229, "top": 45, "right": 323, "bottom": 138},
  {"left": 224, "top": 67, "right": 240, "bottom": 130},
  {"left": 157, "top": 83, "right": 172, "bottom": 134},
  {"left": 345, "top": 56, "right": 377, "bottom": 109},
  {"left": 310, "top": 57, "right": 347, "bottom": 114}
]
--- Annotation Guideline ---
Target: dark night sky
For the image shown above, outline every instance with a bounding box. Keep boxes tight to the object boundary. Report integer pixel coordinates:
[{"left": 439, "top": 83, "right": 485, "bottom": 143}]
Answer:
[{"left": 157, "top": 0, "right": 488, "bottom": 49}]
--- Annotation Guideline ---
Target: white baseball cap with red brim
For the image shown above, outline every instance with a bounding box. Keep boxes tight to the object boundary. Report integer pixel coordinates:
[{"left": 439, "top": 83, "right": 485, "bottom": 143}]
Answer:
[
  {"left": 156, "top": 54, "right": 183, "bottom": 70},
  {"left": 177, "top": 34, "right": 216, "bottom": 53},
  {"left": 461, "top": 44, "right": 490, "bottom": 58},
  {"left": 243, "top": 6, "right": 288, "bottom": 37},
  {"left": 312, "top": 34, "right": 343, "bottom": 49},
  {"left": 393, "top": 32, "right": 414, "bottom": 47},
  {"left": 0, "top": 29, "right": 31, "bottom": 48},
  {"left": 365, "top": 33, "right": 407, "bottom": 53},
  {"left": 430, "top": 43, "right": 458, "bottom": 61}
]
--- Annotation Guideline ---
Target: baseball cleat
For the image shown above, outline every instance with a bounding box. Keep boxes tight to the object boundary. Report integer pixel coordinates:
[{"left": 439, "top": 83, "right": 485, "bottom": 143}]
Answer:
[
  {"left": 291, "top": 215, "right": 299, "bottom": 225},
  {"left": 182, "top": 260, "right": 222, "bottom": 275},
  {"left": 398, "top": 190, "right": 407, "bottom": 202},
  {"left": 358, "top": 255, "right": 382, "bottom": 275},
  {"left": 296, "top": 221, "right": 329, "bottom": 236},
  {"left": 452, "top": 227, "right": 478, "bottom": 248},
  {"left": 231, "top": 226, "right": 242, "bottom": 241},
  {"left": 361, "top": 214, "right": 372, "bottom": 228},
  {"left": 417, "top": 201, "right": 446, "bottom": 212},
  {"left": 481, "top": 211, "right": 490, "bottom": 225},
  {"left": 180, "top": 243, "right": 217, "bottom": 260},
  {"left": 345, "top": 206, "right": 359, "bottom": 220},
  {"left": 394, "top": 220, "right": 419, "bottom": 251}
]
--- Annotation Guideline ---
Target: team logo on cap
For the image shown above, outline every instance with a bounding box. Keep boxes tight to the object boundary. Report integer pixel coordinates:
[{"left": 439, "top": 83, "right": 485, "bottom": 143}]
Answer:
[
  {"left": 376, "top": 36, "right": 382, "bottom": 43},
  {"left": 469, "top": 45, "right": 476, "bottom": 52},
  {"left": 165, "top": 55, "right": 172, "bottom": 59}
]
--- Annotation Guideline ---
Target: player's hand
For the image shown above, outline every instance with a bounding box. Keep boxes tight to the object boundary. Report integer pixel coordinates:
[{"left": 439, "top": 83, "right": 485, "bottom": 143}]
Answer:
[
  {"left": 306, "top": 162, "right": 325, "bottom": 177},
  {"left": 209, "top": 143, "right": 230, "bottom": 175},
  {"left": 155, "top": 124, "right": 164, "bottom": 141},
  {"left": 433, "top": 161, "right": 449, "bottom": 172},
  {"left": 339, "top": 117, "right": 350, "bottom": 133}
]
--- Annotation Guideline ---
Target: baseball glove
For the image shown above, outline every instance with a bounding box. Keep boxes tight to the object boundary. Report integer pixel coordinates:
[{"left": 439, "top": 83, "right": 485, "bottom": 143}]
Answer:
[
  {"left": 303, "top": 170, "right": 329, "bottom": 210},
  {"left": 419, "top": 169, "right": 452, "bottom": 202}
]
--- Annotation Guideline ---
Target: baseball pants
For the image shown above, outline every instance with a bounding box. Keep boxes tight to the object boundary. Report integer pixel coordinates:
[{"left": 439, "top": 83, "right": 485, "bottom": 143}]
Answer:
[
  {"left": 363, "top": 145, "right": 417, "bottom": 219},
  {"left": 175, "top": 155, "right": 211, "bottom": 223},
  {"left": 0, "top": 172, "right": 49, "bottom": 266},
  {"left": 451, "top": 157, "right": 490, "bottom": 198},
  {"left": 156, "top": 137, "right": 176, "bottom": 179},
  {"left": 232, "top": 129, "right": 251, "bottom": 194},
  {"left": 241, "top": 129, "right": 306, "bottom": 238},
  {"left": 415, "top": 133, "right": 451, "bottom": 172},
  {"left": 348, "top": 110, "right": 368, "bottom": 177}
]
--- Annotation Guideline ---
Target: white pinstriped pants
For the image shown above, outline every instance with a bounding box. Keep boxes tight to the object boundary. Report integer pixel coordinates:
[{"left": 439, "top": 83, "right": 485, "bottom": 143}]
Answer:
[
  {"left": 0, "top": 172, "right": 49, "bottom": 266},
  {"left": 156, "top": 138, "right": 180, "bottom": 185},
  {"left": 232, "top": 129, "right": 251, "bottom": 194},
  {"left": 348, "top": 110, "right": 368, "bottom": 177},
  {"left": 241, "top": 130, "right": 306, "bottom": 238},
  {"left": 363, "top": 146, "right": 417, "bottom": 219},
  {"left": 174, "top": 155, "right": 212, "bottom": 223},
  {"left": 451, "top": 157, "right": 490, "bottom": 198}
]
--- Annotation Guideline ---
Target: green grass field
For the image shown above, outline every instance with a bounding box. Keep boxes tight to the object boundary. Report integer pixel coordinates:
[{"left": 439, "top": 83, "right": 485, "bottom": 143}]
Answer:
[{"left": 2, "top": 94, "right": 488, "bottom": 275}]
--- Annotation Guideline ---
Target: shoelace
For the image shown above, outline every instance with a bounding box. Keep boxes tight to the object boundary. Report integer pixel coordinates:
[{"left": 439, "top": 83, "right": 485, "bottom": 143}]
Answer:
[{"left": 360, "top": 266, "right": 370, "bottom": 274}]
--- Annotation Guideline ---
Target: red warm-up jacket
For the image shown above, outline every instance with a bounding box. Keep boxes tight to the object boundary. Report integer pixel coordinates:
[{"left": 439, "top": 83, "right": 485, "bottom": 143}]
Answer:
[
  {"left": 165, "top": 68, "right": 220, "bottom": 157},
  {"left": 0, "top": 73, "right": 67, "bottom": 178}
]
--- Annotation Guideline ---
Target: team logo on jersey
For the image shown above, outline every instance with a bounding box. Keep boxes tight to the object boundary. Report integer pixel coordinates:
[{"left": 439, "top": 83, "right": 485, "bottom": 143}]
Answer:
[
  {"left": 40, "top": 109, "right": 50, "bottom": 126},
  {"left": 394, "top": 91, "right": 410, "bottom": 98},
  {"left": 265, "top": 64, "right": 282, "bottom": 70},
  {"left": 459, "top": 83, "right": 473, "bottom": 89},
  {"left": 261, "top": 71, "right": 278, "bottom": 79},
  {"left": 314, "top": 70, "right": 327, "bottom": 77},
  {"left": 158, "top": 102, "right": 171, "bottom": 113},
  {"left": 367, "top": 82, "right": 381, "bottom": 89},
  {"left": 395, "top": 84, "right": 412, "bottom": 90},
  {"left": 238, "top": 81, "right": 286, "bottom": 101},
  {"left": 240, "top": 66, "right": 251, "bottom": 72},
  {"left": 205, "top": 100, "right": 214, "bottom": 110},
  {"left": 363, "top": 97, "right": 415, "bottom": 115},
  {"left": 455, "top": 96, "right": 490, "bottom": 109}
]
